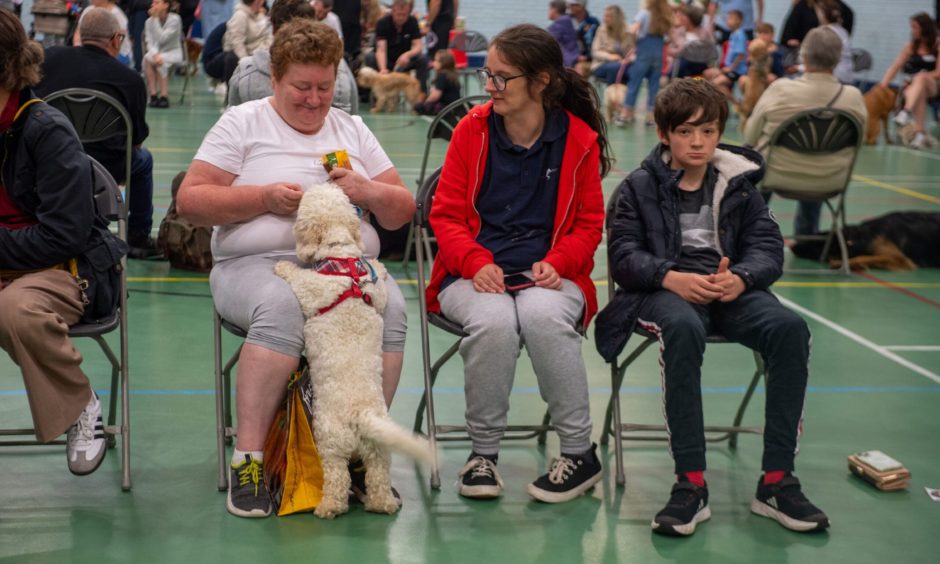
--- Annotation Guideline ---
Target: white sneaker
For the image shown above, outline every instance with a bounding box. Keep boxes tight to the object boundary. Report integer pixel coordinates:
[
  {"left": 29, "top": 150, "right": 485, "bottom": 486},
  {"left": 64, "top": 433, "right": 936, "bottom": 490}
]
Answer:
[
  {"left": 910, "top": 131, "right": 928, "bottom": 150},
  {"left": 66, "top": 393, "right": 107, "bottom": 476},
  {"left": 894, "top": 109, "right": 912, "bottom": 127}
]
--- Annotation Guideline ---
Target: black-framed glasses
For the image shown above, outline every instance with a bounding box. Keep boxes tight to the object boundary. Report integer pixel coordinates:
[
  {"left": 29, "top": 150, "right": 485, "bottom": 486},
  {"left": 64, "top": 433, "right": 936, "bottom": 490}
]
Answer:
[{"left": 476, "top": 68, "right": 527, "bottom": 92}]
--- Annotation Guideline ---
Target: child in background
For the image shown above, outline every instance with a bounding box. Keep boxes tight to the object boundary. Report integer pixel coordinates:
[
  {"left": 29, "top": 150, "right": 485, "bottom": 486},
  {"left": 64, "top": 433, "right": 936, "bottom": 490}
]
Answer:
[
  {"left": 143, "top": 0, "right": 183, "bottom": 108},
  {"left": 414, "top": 49, "right": 462, "bottom": 115},
  {"left": 755, "top": 22, "right": 786, "bottom": 81},
  {"left": 705, "top": 9, "right": 747, "bottom": 97}
]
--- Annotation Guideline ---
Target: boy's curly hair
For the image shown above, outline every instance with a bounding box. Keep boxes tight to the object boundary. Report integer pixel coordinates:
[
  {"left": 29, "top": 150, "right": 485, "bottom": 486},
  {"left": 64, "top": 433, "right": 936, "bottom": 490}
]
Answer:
[{"left": 653, "top": 78, "right": 729, "bottom": 136}]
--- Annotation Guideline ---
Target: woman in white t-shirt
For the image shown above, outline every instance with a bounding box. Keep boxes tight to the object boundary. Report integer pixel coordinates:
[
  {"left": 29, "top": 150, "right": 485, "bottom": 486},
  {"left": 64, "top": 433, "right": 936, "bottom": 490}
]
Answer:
[
  {"left": 178, "top": 19, "right": 415, "bottom": 519},
  {"left": 74, "top": 1, "right": 134, "bottom": 66}
]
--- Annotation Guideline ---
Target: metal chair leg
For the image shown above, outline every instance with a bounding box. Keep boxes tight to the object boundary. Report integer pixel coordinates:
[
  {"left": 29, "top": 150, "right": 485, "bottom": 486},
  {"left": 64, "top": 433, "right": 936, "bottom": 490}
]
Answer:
[{"left": 214, "top": 311, "right": 228, "bottom": 491}]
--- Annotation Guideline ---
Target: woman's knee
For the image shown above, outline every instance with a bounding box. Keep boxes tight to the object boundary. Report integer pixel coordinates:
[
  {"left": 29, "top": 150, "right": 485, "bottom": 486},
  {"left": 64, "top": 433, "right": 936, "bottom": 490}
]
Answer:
[{"left": 381, "top": 277, "right": 407, "bottom": 352}]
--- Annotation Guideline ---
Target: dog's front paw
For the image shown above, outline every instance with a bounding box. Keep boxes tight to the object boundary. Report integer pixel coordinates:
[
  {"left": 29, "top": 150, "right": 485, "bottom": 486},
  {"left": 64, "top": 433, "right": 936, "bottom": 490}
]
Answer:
[
  {"left": 364, "top": 491, "right": 401, "bottom": 515},
  {"left": 314, "top": 498, "right": 349, "bottom": 519}
]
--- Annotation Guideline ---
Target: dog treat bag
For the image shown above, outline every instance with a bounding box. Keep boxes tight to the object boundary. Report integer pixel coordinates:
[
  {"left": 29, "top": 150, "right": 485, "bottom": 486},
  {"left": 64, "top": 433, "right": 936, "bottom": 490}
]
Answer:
[
  {"left": 321, "top": 150, "right": 365, "bottom": 216},
  {"left": 321, "top": 150, "right": 352, "bottom": 173}
]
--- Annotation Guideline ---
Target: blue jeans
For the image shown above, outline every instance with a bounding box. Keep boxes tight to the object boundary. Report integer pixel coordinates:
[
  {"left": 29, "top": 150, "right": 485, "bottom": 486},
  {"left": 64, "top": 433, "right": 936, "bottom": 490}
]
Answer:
[
  {"left": 128, "top": 147, "right": 155, "bottom": 246},
  {"left": 635, "top": 290, "right": 810, "bottom": 474},
  {"left": 129, "top": 10, "right": 147, "bottom": 72},
  {"left": 592, "top": 61, "right": 628, "bottom": 85},
  {"left": 625, "top": 35, "right": 664, "bottom": 110},
  {"left": 794, "top": 202, "right": 823, "bottom": 236}
]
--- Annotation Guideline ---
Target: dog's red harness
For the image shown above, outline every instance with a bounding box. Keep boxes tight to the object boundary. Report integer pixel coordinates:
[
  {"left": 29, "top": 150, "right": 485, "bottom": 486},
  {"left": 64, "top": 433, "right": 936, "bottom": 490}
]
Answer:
[{"left": 313, "top": 257, "right": 376, "bottom": 315}]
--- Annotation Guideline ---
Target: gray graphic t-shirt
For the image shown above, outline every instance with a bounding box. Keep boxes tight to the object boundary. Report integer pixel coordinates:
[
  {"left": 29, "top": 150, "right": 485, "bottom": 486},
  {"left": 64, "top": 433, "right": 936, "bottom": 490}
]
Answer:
[{"left": 675, "top": 167, "right": 721, "bottom": 275}]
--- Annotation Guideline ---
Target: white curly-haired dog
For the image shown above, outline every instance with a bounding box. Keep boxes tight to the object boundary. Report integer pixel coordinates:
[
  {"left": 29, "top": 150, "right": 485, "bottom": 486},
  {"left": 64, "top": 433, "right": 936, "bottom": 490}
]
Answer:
[{"left": 274, "top": 183, "right": 432, "bottom": 519}]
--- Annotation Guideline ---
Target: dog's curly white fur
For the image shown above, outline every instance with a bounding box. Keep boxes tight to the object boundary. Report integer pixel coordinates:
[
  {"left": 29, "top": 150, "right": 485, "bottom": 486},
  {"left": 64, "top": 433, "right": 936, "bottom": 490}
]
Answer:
[{"left": 274, "top": 184, "right": 432, "bottom": 519}]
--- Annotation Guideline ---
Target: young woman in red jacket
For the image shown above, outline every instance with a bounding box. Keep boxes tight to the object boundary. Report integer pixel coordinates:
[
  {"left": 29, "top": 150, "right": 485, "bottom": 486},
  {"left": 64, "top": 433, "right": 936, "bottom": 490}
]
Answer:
[{"left": 426, "top": 23, "right": 612, "bottom": 504}]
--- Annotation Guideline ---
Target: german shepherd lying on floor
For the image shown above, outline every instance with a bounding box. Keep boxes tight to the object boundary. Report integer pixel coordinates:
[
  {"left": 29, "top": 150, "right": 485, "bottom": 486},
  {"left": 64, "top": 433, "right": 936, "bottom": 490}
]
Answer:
[{"left": 791, "top": 211, "right": 940, "bottom": 271}]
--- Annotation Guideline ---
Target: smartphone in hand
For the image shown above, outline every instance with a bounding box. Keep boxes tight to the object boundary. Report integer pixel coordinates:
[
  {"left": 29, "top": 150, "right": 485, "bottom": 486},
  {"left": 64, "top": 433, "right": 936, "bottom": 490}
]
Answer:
[{"left": 504, "top": 273, "right": 535, "bottom": 292}]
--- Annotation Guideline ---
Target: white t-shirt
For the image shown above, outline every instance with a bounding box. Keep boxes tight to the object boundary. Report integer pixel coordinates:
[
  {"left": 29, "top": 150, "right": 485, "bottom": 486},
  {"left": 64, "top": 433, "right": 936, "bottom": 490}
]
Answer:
[{"left": 193, "top": 99, "right": 394, "bottom": 261}]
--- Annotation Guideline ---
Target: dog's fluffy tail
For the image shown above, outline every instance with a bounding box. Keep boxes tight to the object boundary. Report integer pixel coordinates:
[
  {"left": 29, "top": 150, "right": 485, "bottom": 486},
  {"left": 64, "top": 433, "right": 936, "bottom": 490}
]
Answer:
[{"left": 359, "top": 415, "right": 434, "bottom": 465}]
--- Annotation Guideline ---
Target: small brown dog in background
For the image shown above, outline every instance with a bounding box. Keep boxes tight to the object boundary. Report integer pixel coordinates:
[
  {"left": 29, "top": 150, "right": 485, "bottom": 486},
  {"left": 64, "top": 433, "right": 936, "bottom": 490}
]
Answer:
[
  {"left": 185, "top": 39, "right": 203, "bottom": 77},
  {"left": 356, "top": 67, "right": 424, "bottom": 113},
  {"left": 863, "top": 84, "right": 897, "bottom": 144},
  {"left": 736, "top": 39, "right": 770, "bottom": 126},
  {"left": 604, "top": 83, "right": 627, "bottom": 122}
]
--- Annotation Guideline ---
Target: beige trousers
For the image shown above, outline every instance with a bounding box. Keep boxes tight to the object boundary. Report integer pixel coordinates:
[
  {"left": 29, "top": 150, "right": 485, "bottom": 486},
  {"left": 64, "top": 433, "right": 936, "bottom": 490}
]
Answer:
[{"left": 0, "top": 269, "right": 91, "bottom": 442}]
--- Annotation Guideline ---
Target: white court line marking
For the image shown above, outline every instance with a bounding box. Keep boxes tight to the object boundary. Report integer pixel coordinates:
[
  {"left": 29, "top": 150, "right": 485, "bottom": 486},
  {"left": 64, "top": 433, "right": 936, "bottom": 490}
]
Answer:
[
  {"left": 777, "top": 296, "right": 940, "bottom": 385},
  {"left": 883, "top": 346, "right": 940, "bottom": 352}
]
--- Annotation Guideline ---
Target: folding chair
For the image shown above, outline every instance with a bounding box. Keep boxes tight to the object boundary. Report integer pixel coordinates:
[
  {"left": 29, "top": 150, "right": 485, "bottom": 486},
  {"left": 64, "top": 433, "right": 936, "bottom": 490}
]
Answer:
[
  {"left": 412, "top": 168, "right": 552, "bottom": 490},
  {"left": 450, "top": 30, "right": 488, "bottom": 93},
  {"left": 761, "top": 107, "right": 863, "bottom": 275},
  {"left": 44, "top": 88, "right": 133, "bottom": 227},
  {"left": 0, "top": 156, "right": 132, "bottom": 491},
  {"left": 401, "top": 94, "right": 488, "bottom": 267},
  {"left": 213, "top": 310, "right": 244, "bottom": 491},
  {"left": 601, "top": 183, "right": 765, "bottom": 487},
  {"left": 170, "top": 36, "right": 194, "bottom": 104}
]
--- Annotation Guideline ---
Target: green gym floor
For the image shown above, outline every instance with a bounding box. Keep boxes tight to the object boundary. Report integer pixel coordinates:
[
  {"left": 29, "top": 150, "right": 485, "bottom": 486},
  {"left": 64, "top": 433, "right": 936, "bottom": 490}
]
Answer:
[{"left": 2, "top": 80, "right": 939, "bottom": 564}]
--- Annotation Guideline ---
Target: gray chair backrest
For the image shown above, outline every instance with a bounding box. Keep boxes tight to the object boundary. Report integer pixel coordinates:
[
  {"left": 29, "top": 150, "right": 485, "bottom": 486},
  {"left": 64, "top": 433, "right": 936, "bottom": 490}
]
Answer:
[
  {"left": 416, "top": 167, "right": 443, "bottom": 228},
  {"left": 450, "top": 30, "right": 488, "bottom": 53},
  {"left": 44, "top": 88, "right": 133, "bottom": 145},
  {"left": 851, "top": 48, "right": 873, "bottom": 73},
  {"left": 427, "top": 94, "right": 489, "bottom": 142},
  {"left": 769, "top": 107, "right": 862, "bottom": 155},
  {"left": 88, "top": 156, "right": 126, "bottom": 223}
]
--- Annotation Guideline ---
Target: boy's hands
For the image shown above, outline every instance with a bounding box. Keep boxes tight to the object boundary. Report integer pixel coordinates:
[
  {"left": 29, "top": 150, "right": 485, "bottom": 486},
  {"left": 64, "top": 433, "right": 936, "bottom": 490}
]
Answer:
[
  {"left": 663, "top": 257, "right": 746, "bottom": 304},
  {"left": 709, "top": 257, "right": 747, "bottom": 302},
  {"left": 662, "top": 270, "right": 723, "bottom": 304},
  {"left": 532, "top": 261, "right": 562, "bottom": 290}
]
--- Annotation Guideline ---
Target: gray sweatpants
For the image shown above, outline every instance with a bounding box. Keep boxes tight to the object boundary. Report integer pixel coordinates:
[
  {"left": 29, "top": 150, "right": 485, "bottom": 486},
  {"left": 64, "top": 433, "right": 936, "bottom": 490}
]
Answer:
[
  {"left": 438, "top": 277, "right": 593, "bottom": 455},
  {"left": 210, "top": 254, "right": 407, "bottom": 356}
]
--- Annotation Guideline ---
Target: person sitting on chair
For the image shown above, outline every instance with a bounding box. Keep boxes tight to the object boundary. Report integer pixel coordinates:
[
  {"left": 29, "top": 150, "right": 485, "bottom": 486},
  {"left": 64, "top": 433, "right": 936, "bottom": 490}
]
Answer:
[
  {"left": 177, "top": 19, "right": 414, "bottom": 518},
  {"left": 426, "top": 24, "right": 609, "bottom": 504},
  {"left": 143, "top": 0, "right": 184, "bottom": 108},
  {"left": 0, "top": 9, "right": 127, "bottom": 477},
  {"left": 743, "top": 27, "right": 866, "bottom": 236},
  {"left": 222, "top": 0, "right": 273, "bottom": 84},
  {"left": 35, "top": 7, "right": 160, "bottom": 259},
  {"left": 595, "top": 78, "right": 829, "bottom": 537},
  {"left": 366, "top": 0, "right": 429, "bottom": 95}
]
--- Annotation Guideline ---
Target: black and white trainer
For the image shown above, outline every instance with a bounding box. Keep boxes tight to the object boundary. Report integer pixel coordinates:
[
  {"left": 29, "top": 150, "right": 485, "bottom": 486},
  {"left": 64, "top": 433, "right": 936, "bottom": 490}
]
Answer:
[
  {"left": 651, "top": 478, "right": 711, "bottom": 536},
  {"left": 457, "top": 454, "right": 503, "bottom": 499},
  {"left": 66, "top": 392, "right": 107, "bottom": 476},
  {"left": 348, "top": 461, "right": 401, "bottom": 506},
  {"left": 527, "top": 443, "right": 603, "bottom": 503},
  {"left": 227, "top": 454, "right": 273, "bottom": 518},
  {"left": 751, "top": 474, "right": 830, "bottom": 532}
]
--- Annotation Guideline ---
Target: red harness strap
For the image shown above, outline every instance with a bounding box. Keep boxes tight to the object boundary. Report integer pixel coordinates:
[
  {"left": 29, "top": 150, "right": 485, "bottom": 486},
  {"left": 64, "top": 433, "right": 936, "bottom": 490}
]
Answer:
[{"left": 314, "top": 257, "right": 374, "bottom": 315}]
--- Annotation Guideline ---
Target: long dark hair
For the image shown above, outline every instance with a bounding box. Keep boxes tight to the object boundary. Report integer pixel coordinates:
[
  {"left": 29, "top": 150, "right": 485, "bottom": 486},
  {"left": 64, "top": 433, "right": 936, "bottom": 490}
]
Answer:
[
  {"left": 911, "top": 12, "right": 938, "bottom": 56},
  {"left": 491, "top": 24, "right": 613, "bottom": 177}
]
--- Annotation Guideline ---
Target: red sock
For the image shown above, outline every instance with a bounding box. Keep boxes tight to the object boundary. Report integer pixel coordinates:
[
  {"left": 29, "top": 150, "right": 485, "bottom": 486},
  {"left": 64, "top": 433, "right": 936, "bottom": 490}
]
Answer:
[
  {"left": 763, "top": 470, "right": 786, "bottom": 485},
  {"left": 681, "top": 471, "right": 705, "bottom": 487}
]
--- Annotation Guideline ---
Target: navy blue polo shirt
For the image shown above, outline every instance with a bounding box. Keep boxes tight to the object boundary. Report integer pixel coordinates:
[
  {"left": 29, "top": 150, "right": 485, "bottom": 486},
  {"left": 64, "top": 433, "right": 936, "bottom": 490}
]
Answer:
[{"left": 476, "top": 109, "right": 568, "bottom": 274}]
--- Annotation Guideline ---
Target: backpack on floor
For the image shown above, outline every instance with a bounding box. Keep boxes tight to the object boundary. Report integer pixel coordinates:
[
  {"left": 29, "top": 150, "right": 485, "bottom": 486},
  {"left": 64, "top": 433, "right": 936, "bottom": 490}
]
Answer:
[{"left": 156, "top": 171, "right": 213, "bottom": 272}]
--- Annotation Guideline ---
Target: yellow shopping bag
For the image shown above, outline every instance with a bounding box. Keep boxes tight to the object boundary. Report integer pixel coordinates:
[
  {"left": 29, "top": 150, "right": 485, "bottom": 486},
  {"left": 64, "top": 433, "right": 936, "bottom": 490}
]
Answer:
[{"left": 263, "top": 370, "right": 323, "bottom": 516}]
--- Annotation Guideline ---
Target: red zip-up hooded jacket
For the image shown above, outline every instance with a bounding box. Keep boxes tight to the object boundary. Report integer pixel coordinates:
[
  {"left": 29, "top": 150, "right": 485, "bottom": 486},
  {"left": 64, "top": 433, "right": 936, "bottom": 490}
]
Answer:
[{"left": 426, "top": 101, "right": 605, "bottom": 329}]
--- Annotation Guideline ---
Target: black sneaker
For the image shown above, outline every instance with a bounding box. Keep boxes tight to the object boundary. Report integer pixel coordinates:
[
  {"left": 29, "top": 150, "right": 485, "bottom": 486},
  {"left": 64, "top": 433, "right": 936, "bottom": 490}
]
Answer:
[
  {"left": 527, "top": 443, "right": 603, "bottom": 503},
  {"left": 457, "top": 454, "right": 503, "bottom": 498},
  {"left": 751, "top": 474, "right": 830, "bottom": 532},
  {"left": 226, "top": 454, "right": 272, "bottom": 518},
  {"left": 127, "top": 236, "right": 161, "bottom": 259},
  {"left": 348, "top": 461, "right": 401, "bottom": 506},
  {"left": 651, "top": 478, "right": 711, "bottom": 536},
  {"left": 155, "top": 96, "right": 170, "bottom": 109},
  {"left": 148, "top": 95, "right": 159, "bottom": 107}
]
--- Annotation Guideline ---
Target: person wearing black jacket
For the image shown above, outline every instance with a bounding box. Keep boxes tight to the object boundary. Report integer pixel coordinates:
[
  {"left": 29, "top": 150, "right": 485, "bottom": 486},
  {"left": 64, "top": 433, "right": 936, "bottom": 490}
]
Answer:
[
  {"left": 595, "top": 79, "right": 829, "bottom": 537},
  {"left": 0, "top": 9, "right": 126, "bottom": 477},
  {"left": 780, "top": 0, "right": 853, "bottom": 48}
]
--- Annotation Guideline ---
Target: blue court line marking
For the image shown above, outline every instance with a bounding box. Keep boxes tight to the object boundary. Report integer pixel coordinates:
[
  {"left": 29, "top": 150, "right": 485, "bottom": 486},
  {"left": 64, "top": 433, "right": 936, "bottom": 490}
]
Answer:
[{"left": 2, "top": 385, "right": 940, "bottom": 397}]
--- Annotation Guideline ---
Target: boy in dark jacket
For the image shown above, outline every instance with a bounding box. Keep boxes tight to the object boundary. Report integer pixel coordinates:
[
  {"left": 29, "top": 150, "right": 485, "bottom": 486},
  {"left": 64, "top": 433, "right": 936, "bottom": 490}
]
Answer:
[{"left": 595, "top": 79, "right": 829, "bottom": 536}]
